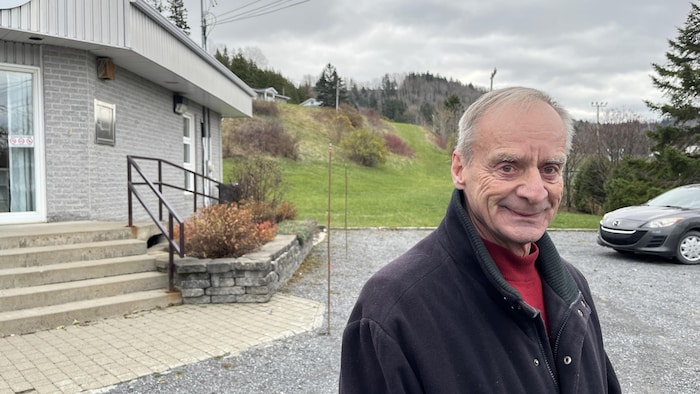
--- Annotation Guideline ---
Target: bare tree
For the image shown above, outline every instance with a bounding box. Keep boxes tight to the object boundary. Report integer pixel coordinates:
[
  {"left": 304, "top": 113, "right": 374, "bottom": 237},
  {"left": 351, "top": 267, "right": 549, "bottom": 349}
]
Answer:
[
  {"left": 563, "top": 121, "right": 598, "bottom": 208},
  {"left": 241, "top": 46, "right": 269, "bottom": 69},
  {"left": 599, "top": 108, "right": 653, "bottom": 165}
]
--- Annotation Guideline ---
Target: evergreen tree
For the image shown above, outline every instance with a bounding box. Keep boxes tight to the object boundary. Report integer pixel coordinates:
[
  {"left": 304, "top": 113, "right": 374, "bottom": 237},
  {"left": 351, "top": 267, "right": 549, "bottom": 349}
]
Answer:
[
  {"left": 314, "top": 63, "right": 348, "bottom": 108},
  {"left": 167, "top": 0, "right": 190, "bottom": 35},
  {"left": 646, "top": 2, "right": 700, "bottom": 152},
  {"left": 146, "top": 0, "right": 166, "bottom": 13}
]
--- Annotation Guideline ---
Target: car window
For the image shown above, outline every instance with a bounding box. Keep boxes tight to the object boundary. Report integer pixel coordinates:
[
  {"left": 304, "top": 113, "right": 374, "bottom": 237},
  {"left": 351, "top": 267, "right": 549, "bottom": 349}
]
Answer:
[{"left": 648, "top": 187, "right": 700, "bottom": 209}]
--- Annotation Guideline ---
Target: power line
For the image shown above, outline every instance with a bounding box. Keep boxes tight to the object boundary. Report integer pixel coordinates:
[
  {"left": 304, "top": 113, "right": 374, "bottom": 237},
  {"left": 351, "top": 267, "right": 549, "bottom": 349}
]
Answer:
[
  {"left": 215, "top": 0, "right": 274, "bottom": 18},
  {"left": 213, "top": 0, "right": 310, "bottom": 26},
  {"left": 200, "top": 0, "right": 310, "bottom": 49}
]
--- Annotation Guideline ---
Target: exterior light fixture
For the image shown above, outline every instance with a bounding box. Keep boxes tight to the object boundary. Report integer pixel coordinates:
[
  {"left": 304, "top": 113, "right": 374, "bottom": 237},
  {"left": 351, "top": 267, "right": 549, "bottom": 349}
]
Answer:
[{"left": 173, "top": 94, "right": 187, "bottom": 114}]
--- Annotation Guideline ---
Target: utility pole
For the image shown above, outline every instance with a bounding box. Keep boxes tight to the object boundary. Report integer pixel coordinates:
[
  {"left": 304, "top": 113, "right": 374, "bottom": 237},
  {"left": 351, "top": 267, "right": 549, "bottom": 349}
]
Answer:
[
  {"left": 591, "top": 101, "right": 607, "bottom": 157},
  {"left": 201, "top": 0, "right": 207, "bottom": 50},
  {"left": 335, "top": 78, "right": 339, "bottom": 112},
  {"left": 490, "top": 67, "right": 497, "bottom": 91}
]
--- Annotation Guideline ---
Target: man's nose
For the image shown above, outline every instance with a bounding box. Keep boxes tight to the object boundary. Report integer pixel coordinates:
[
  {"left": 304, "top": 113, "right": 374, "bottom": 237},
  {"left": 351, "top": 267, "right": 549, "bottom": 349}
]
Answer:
[{"left": 517, "top": 168, "right": 548, "bottom": 202}]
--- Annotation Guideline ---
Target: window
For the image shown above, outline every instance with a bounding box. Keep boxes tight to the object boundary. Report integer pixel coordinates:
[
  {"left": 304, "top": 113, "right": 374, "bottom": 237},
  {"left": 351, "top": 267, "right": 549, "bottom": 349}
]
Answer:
[
  {"left": 0, "top": 68, "right": 36, "bottom": 213},
  {"left": 182, "top": 114, "right": 195, "bottom": 192}
]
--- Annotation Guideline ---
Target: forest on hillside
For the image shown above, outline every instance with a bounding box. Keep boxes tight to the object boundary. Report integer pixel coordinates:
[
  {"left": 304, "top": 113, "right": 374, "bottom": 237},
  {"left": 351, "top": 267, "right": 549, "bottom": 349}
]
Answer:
[{"left": 214, "top": 47, "right": 488, "bottom": 137}]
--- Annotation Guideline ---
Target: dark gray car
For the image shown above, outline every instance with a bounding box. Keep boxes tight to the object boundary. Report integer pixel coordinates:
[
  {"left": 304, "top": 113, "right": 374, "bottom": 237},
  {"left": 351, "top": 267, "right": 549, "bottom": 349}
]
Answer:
[{"left": 597, "top": 183, "right": 700, "bottom": 264}]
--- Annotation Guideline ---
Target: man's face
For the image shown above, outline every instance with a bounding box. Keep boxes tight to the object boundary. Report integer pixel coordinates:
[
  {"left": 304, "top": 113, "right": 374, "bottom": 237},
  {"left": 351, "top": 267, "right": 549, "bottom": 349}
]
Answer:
[{"left": 451, "top": 100, "right": 567, "bottom": 256}]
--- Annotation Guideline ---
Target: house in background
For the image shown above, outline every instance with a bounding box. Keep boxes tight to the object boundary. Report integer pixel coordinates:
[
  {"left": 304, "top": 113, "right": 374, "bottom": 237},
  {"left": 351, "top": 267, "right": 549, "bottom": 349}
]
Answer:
[
  {"left": 253, "top": 87, "right": 290, "bottom": 103},
  {"left": 0, "top": 0, "right": 255, "bottom": 225},
  {"left": 299, "top": 97, "right": 323, "bottom": 107}
]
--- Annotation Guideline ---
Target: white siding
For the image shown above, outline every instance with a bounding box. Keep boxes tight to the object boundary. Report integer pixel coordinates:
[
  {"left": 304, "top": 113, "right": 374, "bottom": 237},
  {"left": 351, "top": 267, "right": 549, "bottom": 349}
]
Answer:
[
  {"left": 0, "top": 40, "right": 40, "bottom": 65},
  {"left": 0, "top": 0, "right": 128, "bottom": 47}
]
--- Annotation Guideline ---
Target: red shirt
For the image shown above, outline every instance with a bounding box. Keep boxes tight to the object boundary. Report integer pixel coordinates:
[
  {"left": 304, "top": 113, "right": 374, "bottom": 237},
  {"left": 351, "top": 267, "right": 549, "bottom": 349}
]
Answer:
[{"left": 482, "top": 238, "right": 548, "bottom": 333}]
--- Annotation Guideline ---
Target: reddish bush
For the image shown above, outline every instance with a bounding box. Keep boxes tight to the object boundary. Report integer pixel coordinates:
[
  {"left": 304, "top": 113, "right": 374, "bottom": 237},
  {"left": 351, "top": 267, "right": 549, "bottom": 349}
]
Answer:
[
  {"left": 275, "top": 201, "right": 297, "bottom": 222},
  {"left": 240, "top": 199, "right": 297, "bottom": 224},
  {"left": 383, "top": 133, "right": 414, "bottom": 157},
  {"left": 177, "top": 204, "right": 277, "bottom": 259}
]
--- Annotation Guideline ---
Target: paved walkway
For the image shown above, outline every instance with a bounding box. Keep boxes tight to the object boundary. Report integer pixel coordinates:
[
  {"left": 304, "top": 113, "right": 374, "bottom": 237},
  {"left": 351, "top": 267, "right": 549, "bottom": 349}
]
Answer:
[{"left": 0, "top": 295, "right": 324, "bottom": 394}]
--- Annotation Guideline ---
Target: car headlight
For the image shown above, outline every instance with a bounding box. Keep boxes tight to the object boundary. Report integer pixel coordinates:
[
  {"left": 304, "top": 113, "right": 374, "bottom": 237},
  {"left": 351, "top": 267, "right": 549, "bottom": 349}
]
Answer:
[{"left": 644, "top": 217, "right": 683, "bottom": 228}]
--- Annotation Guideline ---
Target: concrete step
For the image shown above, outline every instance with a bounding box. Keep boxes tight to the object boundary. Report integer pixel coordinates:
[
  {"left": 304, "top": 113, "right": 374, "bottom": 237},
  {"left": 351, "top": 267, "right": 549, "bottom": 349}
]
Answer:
[
  {"left": 0, "top": 221, "right": 136, "bottom": 249},
  {"left": 0, "top": 289, "right": 182, "bottom": 337},
  {"left": 0, "top": 255, "right": 157, "bottom": 290},
  {"left": 0, "top": 272, "right": 169, "bottom": 312},
  {"left": 0, "top": 239, "right": 147, "bottom": 269}
]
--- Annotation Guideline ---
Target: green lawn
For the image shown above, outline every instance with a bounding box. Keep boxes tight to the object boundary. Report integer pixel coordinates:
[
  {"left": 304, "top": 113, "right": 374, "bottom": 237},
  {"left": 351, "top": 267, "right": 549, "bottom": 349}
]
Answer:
[
  {"left": 224, "top": 112, "right": 600, "bottom": 229},
  {"left": 281, "top": 123, "right": 454, "bottom": 227}
]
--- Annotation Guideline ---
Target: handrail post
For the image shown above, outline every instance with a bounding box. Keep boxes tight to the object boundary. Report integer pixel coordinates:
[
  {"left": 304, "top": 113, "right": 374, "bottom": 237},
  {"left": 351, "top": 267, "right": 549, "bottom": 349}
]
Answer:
[
  {"left": 168, "top": 215, "right": 175, "bottom": 292},
  {"left": 158, "top": 160, "right": 164, "bottom": 221},
  {"left": 127, "top": 157, "right": 133, "bottom": 227},
  {"left": 194, "top": 169, "right": 198, "bottom": 213}
]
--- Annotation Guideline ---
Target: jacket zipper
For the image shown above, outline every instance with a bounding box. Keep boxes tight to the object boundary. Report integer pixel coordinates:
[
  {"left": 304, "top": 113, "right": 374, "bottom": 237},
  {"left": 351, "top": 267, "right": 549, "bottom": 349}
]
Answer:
[
  {"left": 553, "top": 294, "right": 579, "bottom": 357},
  {"left": 533, "top": 316, "right": 560, "bottom": 392}
]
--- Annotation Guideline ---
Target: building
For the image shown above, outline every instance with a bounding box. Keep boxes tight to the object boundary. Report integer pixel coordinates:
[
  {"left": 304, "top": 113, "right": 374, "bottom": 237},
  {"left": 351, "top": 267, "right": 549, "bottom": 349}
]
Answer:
[
  {"left": 253, "top": 87, "right": 290, "bottom": 103},
  {"left": 0, "top": 0, "right": 255, "bottom": 225},
  {"left": 299, "top": 98, "right": 323, "bottom": 107}
]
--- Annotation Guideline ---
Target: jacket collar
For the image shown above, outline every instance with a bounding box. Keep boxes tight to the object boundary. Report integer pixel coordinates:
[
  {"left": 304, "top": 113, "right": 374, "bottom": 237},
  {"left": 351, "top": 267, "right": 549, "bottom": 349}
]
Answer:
[{"left": 441, "top": 189, "right": 580, "bottom": 307}]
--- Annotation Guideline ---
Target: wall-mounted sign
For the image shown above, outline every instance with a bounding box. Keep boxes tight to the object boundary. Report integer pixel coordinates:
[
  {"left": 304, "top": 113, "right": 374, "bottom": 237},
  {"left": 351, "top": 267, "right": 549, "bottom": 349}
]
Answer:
[
  {"left": 0, "top": 1, "right": 31, "bottom": 10},
  {"left": 95, "top": 99, "right": 116, "bottom": 146}
]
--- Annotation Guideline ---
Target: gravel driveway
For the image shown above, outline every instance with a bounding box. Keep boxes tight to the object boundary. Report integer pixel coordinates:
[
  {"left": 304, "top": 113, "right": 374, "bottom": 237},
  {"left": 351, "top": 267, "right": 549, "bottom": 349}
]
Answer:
[{"left": 106, "top": 229, "right": 699, "bottom": 394}]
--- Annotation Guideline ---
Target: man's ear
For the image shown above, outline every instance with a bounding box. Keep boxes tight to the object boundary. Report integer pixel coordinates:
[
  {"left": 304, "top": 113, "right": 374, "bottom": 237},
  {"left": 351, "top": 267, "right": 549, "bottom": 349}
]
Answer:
[{"left": 451, "top": 151, "right": 467, "bottom": 190}]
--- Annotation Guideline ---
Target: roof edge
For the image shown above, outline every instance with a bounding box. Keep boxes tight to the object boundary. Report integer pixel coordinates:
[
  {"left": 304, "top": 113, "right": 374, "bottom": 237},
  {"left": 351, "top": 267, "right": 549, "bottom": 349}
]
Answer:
[{"left": 131, "top": 0, "right": 256, "bottom": 98}]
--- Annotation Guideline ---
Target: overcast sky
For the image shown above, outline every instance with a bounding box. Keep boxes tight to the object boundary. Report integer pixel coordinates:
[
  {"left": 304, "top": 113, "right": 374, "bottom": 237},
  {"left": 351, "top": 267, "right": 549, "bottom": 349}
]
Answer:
[{"left": 182, "top": 0, "right": 693, "bottom": 122}]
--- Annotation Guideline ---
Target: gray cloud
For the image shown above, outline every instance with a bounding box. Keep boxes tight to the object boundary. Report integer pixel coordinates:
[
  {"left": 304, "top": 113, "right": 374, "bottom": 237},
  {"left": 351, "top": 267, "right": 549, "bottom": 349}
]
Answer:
[{"left": 185, "top": 0, "right": 692, "bottom": 121}]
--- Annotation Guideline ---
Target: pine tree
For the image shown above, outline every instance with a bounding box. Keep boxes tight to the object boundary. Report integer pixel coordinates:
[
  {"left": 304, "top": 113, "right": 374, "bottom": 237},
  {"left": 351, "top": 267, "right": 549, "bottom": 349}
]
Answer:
[
  {"left": 646, "top": 2, "right": 700, "bottom": 152},
  {"left": 167, "top": 0, "right": 191, "bottom": 35},
  {"left": 146, "top": 0, "right": 165, "bottom": 13},
  {"left": 314, "top": 63, "right": 348, "bottom": 108}
]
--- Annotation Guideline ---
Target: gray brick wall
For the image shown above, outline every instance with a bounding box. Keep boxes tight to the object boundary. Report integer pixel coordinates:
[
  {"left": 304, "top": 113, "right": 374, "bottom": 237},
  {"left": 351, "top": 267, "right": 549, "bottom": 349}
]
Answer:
[{"left": 40, "top": 45, "right": 224, "bottom": 223}]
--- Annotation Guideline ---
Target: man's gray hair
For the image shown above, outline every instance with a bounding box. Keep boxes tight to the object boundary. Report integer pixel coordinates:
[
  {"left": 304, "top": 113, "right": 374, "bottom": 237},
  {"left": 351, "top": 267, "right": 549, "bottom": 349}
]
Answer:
[{"left": 455, "top": 86, "right": 574, "bottom": 163}]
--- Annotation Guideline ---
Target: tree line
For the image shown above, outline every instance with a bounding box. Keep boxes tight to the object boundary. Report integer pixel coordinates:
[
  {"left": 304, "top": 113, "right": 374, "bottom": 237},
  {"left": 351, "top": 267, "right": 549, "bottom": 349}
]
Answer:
[{"left": 152, "top": 0, "right": 700, "bottom": 216}]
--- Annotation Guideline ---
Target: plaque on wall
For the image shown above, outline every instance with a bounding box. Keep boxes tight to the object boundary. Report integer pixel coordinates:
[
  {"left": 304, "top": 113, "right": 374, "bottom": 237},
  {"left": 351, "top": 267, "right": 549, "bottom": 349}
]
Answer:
[{"left": 95, "top": 99, "right": 116, "bottom": 146}]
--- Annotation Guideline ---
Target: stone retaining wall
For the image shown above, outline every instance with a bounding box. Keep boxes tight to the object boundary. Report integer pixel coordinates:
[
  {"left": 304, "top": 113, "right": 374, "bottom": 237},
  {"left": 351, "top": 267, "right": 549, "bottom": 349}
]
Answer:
[{"left": 171, "top": 233, "right": 316, "bottom": 304}]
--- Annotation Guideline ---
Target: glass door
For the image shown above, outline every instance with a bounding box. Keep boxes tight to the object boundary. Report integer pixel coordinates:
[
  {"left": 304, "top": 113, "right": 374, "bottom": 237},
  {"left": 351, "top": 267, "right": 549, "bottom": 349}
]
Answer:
[{"left": 0, "top": 66, "right": 44, "bottom": 223}]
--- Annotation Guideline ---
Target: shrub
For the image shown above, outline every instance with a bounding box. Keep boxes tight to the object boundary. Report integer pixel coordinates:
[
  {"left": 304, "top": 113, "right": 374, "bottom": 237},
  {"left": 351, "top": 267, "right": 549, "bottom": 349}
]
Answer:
[
  {"left": 178, "top": 203, "right": 277, "bottom": 259},
  {"left": 252, "top": 100, "right": 280, "bottom": 117},
  {"left": 276, "top": 201, "right": 297, "bottom": 222},
  {"left": 276, "top": 219, "right": 318, "bottom": 246},
  {"left": 340, "top": 128, "right": 387, "bottom": 167},
  {"left": 330, "top": 114, "right": 354, "bottom": 143},
  {"left": 242, "top": 199, "right": 297, "bottom": 224},
  {"left": 602, "top": 157, "right": 665, "bottom": 211},
  {"left": 361, "top": 108, "right": 384, "bottom": 130},
  {"left": 433, "top": 133, "right": 457, "bottom": 152},
  {"left": 572, "top": 157, "right": 609, "bottom": 215},
  {"left": 383, "top": 133, "right": 414, "bottom": 157},
  {"left": 340, "top": 103, "right": 364, "bottom": 129},
  {"left": 223, "top": 118, "right": 298, "bottom": 159},
  {"left": 242, "top": 200, "right": 277, "bottom": 224},
  {"left": 230, "top": 156, "right": 286, "bottom": 206}
]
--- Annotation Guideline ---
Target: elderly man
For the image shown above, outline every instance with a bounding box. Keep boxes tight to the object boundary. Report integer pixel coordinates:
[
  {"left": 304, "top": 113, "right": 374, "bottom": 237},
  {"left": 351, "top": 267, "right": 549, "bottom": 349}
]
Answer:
[{"left": 339, "top": 87, "right": 620, "bottom": 393}]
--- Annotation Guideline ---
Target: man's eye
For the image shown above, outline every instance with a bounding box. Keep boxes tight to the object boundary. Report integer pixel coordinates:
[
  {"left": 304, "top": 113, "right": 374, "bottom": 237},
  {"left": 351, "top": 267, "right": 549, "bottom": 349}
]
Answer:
[
  {"left": 543, "top": 166, "right": 559, "bottom": 175},
  {"left": 501, "top": 165, "right": 514, "bottom": 173}
]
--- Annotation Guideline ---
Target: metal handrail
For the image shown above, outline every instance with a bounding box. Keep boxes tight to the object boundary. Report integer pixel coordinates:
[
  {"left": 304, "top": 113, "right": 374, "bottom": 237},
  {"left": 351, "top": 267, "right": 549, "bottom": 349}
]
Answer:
[{"left": 127, "top": 155, "right": 226, "bottom": 292}]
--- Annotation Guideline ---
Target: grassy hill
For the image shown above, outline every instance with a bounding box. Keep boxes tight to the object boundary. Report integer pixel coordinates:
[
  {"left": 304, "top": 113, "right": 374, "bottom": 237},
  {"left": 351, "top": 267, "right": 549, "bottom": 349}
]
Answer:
[{"left": 223, "top": 103, "right": 600, "bottom": 229}]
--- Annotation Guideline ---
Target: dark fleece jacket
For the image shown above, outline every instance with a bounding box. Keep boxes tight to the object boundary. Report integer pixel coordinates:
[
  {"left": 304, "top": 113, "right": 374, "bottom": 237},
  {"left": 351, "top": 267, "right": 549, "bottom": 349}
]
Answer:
[{"left": 339, "top": 189, "right": 621, "bottom": 394}]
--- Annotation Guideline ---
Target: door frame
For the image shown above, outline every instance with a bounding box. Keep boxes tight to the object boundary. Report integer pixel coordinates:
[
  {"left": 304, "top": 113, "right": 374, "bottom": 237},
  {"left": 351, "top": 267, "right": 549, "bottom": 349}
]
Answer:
[{"left": 0, "top": 63, "right": 46, "bottom": 224}]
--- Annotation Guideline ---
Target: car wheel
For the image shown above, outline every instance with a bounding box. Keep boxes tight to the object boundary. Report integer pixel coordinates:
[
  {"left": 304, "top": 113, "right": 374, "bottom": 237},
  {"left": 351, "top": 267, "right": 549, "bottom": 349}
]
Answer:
[{"left": 676, "top": 231, "right": 700, "bottom": 265}]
